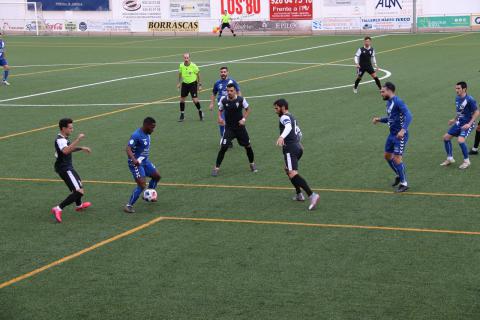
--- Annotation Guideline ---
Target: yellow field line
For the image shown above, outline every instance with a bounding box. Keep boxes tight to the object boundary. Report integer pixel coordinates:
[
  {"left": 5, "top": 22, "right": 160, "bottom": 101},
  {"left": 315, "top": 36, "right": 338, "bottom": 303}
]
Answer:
[
  {"left": 0, "top": 177, "right": 479, "bottom": 198},
  {"left": 11, "top": 36, "right": 304, "bottom": 78},
  {"left": 1, "top": 213, "right": 479, "bottom": 290},
  {"left": 0, "top": 33, "right": 468, "bottom": 141}
]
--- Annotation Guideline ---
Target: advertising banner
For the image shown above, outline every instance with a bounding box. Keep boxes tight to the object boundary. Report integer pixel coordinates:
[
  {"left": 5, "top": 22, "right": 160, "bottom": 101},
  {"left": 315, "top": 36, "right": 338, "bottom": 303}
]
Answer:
[
  {"left": 232, "top": 20, "right": 311, "bottom": 32},
  {"left": 270, "top": 0, "right": 313, "bottom": 21},
  {"left": 112, "top": 0, "right": 162, "bottom": 20},
  {"left": 216, "top": 0, "right": 268, "bottom": 20},
  {"left": 147, "top": 21, "right": 199, "bottom": 31},
  {"left": 471, "top": 14, "right": 480, "bottom": 30},
  {"left": 76, "top": 20, "right": 132, "bottom": 32},
  {"left": 37, "top": 0, "right": 109, "bottom": 11},
  {"left": 170, "top": 0, "right": 210, "bottom": 18},
  {"left": 316, "top": 0, "right": 412, "bottom": 18},
  {"left": 361, "top": 16, "right": 411, "bottom": 29},
  {"left": 312, "top": 17, "right": 362, "bottom": 30},
  {"left": 417, "top": 16, "right": 470, "bottom": 28}
]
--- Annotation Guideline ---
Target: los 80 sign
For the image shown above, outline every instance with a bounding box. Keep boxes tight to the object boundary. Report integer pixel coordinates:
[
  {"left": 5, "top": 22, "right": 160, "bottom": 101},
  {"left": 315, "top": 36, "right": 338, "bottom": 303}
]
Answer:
[{"left": 220, "top": 0, "right": 261, "bottom": 15}]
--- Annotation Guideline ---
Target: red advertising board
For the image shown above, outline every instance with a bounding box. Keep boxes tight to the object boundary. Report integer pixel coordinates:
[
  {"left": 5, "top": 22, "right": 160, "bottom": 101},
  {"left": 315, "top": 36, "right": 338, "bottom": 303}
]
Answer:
[{"left": 270, "top": 0, "right": 313, "bottom": 21}]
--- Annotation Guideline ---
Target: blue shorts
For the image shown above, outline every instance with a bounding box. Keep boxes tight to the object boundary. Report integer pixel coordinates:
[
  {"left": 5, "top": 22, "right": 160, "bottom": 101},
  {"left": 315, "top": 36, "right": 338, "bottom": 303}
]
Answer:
[
  {"left": 0, "top": 58, "right": 7, "bottom": 66},
  {"left": 447, "top": 123, "right": 474, "bottom": 138},
  {"left": 385, "top": 132, "right": 408, "bottom": 155},
  {"left": 128, "top": 160, "right": 157, "bottom": 180}
]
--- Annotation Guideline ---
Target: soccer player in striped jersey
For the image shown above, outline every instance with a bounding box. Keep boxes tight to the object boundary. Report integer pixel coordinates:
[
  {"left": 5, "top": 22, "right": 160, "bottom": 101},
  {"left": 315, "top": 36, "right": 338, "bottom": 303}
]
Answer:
[
  {"left": 372, "top": 82, "right": 412, "bottom": 193},
  {"left": 51, "top": 118, "right": 92, "bottom": 223},
  {"left": 353, "top": 36, "right": 381, "bottom": 93},
  {"left": 274, "top": 98, "right": 320, "bottom": 211},
  {"left": 0, "top": 32, "right": 10, "bottom": 85},
  {"left": 441, "top": 81, "right": 479, "bottom": 169}
]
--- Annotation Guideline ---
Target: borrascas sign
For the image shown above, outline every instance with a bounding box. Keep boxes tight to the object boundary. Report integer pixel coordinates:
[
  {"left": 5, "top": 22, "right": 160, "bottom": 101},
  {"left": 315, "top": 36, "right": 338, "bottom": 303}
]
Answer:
[{"left": 220, "top": 0, "right": 261, "bottom": 15}]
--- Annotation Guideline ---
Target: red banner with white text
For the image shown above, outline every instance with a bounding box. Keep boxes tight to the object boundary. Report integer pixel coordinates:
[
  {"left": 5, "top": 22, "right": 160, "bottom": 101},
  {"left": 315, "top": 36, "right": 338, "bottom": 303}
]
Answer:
[{"left": 270, "top": 0, "right": 313, "bottom": 21}]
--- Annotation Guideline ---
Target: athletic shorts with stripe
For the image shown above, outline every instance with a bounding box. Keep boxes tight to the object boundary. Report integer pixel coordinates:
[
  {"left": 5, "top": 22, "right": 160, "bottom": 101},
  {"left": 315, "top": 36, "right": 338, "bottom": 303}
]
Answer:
[
  {"left": 283, "top": 144, "right": 303, "bottom": 171},
  {"left": 57, "top": 168, "right": 83, "bottom": 191}
]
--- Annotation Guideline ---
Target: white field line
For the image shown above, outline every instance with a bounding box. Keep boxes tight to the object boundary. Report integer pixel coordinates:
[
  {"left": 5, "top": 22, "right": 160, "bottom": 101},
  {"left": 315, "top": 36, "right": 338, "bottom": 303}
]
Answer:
[
  {"left": 0, "top": 67, "right": 391, "bottom": 107},
  {"left": 0, "top": 35, "right": 388, "bottom": 103}
]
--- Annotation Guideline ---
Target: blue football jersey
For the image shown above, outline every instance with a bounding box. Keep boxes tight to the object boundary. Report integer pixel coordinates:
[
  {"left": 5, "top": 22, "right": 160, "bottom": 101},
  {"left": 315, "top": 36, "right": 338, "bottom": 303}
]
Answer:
[
  {"left": 212, "top": 78, "right": 240, "bottom": 102},
  {"left": 455, "top": 95, "right": 477, "bottom": 126},
  {"left": 0, "top": 40, "right": 5, "bottom": 59},
  {"left": 381, "top": 96, "right": 412, "bottom": 135},
  {"left": 127, "top": 128, "right": 151, "bottom": 162}
]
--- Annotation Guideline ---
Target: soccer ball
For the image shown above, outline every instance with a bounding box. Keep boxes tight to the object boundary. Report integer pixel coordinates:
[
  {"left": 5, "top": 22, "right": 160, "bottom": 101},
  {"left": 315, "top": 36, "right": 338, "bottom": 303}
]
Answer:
[{"left": 143, "top": 189, "right": 158, "bottom": 202}]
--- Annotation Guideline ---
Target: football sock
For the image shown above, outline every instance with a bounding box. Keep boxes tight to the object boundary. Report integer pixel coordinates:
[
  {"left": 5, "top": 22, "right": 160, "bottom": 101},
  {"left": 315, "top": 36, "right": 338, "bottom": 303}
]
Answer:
[
  {"left": 180, "top": 102, "right": 185, "bottom": 112},
  {"left": 289, "top": 178, "right": 302, "bottom": 194},
  {"left": 394, "top": 162, "right": 407, "bottom": 185},
  {"left": 128, "top": 186, "right": 143, "bottom": 206},
  {"left": 3, "top": 70, "right": 9, "bottom": 81},
  {"left": 474, "top": 131, "right": 480, "bottom": 149},
  {"left": 387, "top": 159, "right": 398, "bottom": 176},
  {"left": 354, "top": 78, "right": 361, "bottom": 89},
  {"left": 374, "top": 77, "right": 381, "bottom": 89},
  {"left": 59, "top": 191, "right": 82, "bottom": 209},
  {"left": 219, "top": 125, "right": 225, "bottom": 137},
  {"left": 148, "top": 177, "right": 159, "bottom": 189},
  {"left": 459, "top": 142, "right": 469, "bottom": 160},
  {"left": 291, "top": 174, "right": 313, "bottom": 197},
  {"left": 245, "top": 146, "right": 255, "bottom": 163},
  {"left": 216, "top": 144, "right": 229, "bottom": 167},
  {"left": 444, "top": 140, "right": 453, "bottom": 157},
  {"left": 194, "top": 102, "right": 202, "bottom": 110},
  {"left": 75, "top": 193, "right": 83, "bottom": 206}
]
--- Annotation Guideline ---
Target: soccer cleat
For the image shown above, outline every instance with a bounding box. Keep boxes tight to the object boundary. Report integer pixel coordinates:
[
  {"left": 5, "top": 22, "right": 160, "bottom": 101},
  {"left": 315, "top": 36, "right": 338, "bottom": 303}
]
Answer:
[
  {"left": 469, "top": 149, "right": 478, "bottom": 155},
  {"left": 395, "top": 184, "right": 409, "bottom": 193},
  {"left": 459, "top": 160, "right": 471, "bottom": 170},
  {"left": 249, "top": 163, "right": 258, "bottom": 173},
  {"left": 233, "top": 34, "right": 236, "bottom": 37},
  {"left": 292, "top": 193, "right": 306, "bottom": 201},
  {"left": 353, "top": 87, "right": 358, "bottom": 94},
  {"left": 51, "top": 206, "right": 63, "bottom": 223},
  {"left": 211, "top": 167, "right": 219, "bottom": 177},
  {"left": 2, "top": 80, "right": 10, "bottom": 86},
  {"left": 440, "top": 158, "right": 455, "bottom": 166},
  {"left": 75, "top": 201, "right": 91, "bottom": 212},
  {"left": 123, "top": 204, "right": 135, "bottom": 214},
  {"left": 178, "top": 113, "right": 185, "bottom": 122},
  {"left": 199, "top": 110, "right": 204, "bottom": 121},
  {"left": 391, "top": 176, "right": 401, "bottom": 187},
  {"left": 308, "top": 193, "right": 320, "bottom": 211}
]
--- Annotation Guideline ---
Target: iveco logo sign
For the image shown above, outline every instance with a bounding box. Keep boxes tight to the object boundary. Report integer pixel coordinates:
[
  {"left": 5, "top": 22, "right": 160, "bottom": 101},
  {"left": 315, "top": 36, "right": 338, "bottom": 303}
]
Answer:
[{"left": 123, "top": 0, "right": 141, "bottom": 11}]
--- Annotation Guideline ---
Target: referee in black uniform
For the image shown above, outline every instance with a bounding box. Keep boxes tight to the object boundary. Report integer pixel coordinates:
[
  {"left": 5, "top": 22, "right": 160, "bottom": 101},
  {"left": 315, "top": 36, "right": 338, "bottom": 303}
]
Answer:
[
  {"left": 353, "top": 36, "right": 382, "bottom": 93},
  {"left": 51, "top": 118, "right": 92, "bottom": 223}
]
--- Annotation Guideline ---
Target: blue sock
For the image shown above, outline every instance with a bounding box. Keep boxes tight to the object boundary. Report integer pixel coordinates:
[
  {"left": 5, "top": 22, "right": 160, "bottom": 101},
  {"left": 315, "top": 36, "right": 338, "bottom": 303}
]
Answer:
[
  {"left": 128, "top": 186, "right": 143, "bottom": 206},
  {"left": 219, "top": 125, "right": 225, "bottom": 137},
  {"left": 444, "top": 140, "right": 453, "bottom": 157},
  {"left": 386, "top": 159, "right": 398, "bottom": 176},
  {"left": 459, "top": 142, "right": 469, "bottom": 160},
  {"left": 394, "top": 162, "right": 407, "bottom": 185},
  {"left": 3, "top": 70, "right": 8, "bottom": 81},
  {"left": 148, "top": 178, "right": 158, "bottom": 189}
]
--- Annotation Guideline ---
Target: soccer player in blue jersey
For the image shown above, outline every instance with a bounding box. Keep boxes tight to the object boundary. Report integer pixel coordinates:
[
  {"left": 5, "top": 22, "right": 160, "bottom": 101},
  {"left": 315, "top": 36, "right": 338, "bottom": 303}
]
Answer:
[
  {"left": 209, "top": 66, "right": 241, "bottom": 145},
  {"left": 372, "top": 82, "right": 412, "bottom": 193},
  {"left": 0, "top": 32, "right": 10, "bottom": 86},
  {"left": 441, "top": 81, "right": 479, "bottom": 169},
  {"left": 124, "top": 117, "right": 161, "bottom": 213}
]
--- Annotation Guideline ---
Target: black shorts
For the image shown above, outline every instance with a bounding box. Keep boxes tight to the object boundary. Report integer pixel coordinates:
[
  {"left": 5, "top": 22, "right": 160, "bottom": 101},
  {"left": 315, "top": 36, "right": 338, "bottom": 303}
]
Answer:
[
  {"left": 283, "top": 144, "right": 303, "bottom": 171},
  {"left": 357, "top": 65, "right": 375, "bottom": 77},
  {"left": 222, "top": 126, "right": 251, "bottom": 147},
  {"left": 181, "top": 81, "right": 198, "bottom": 98},
  {"left": 57, "top": 168, "right": 83, "bottom": 191},
  {"left": 221, "top": 23, "right": 231, "bottom": 30}
]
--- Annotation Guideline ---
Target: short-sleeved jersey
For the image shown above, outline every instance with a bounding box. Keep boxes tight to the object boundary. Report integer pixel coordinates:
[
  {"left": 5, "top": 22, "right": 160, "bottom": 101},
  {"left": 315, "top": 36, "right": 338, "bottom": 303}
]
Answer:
[
  {"left": 212, "top": 78, "right": 240, "bottom": 102},
  {"left": 0, "top": 40, "right": 5, "bottom": 59},
  {"left": 381, "top": 96, "right": 413, "bottom": 135},
  {"left": 355, "top": 46, "right": 375, "bottom": 68},
  {"left": 455, "top": 95, "right": 478, "bottom": 126},
  {"left": 221, "top": 14, "right": 231, "bottom": 24},
  {"left": 127, "top": 128, "right": 151, "bottom": 164},
  {"left": 54, "top": 134, "right": 73, "bottom": 171},
  {"left": 279, "top": 113, "right": 302, "bottom": 146},
  {"left": 179, "top": 62, "right": 199, "bottom": 84},
  {"left": 218, "top": 96, "right": 249, "bottom": 128}
]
